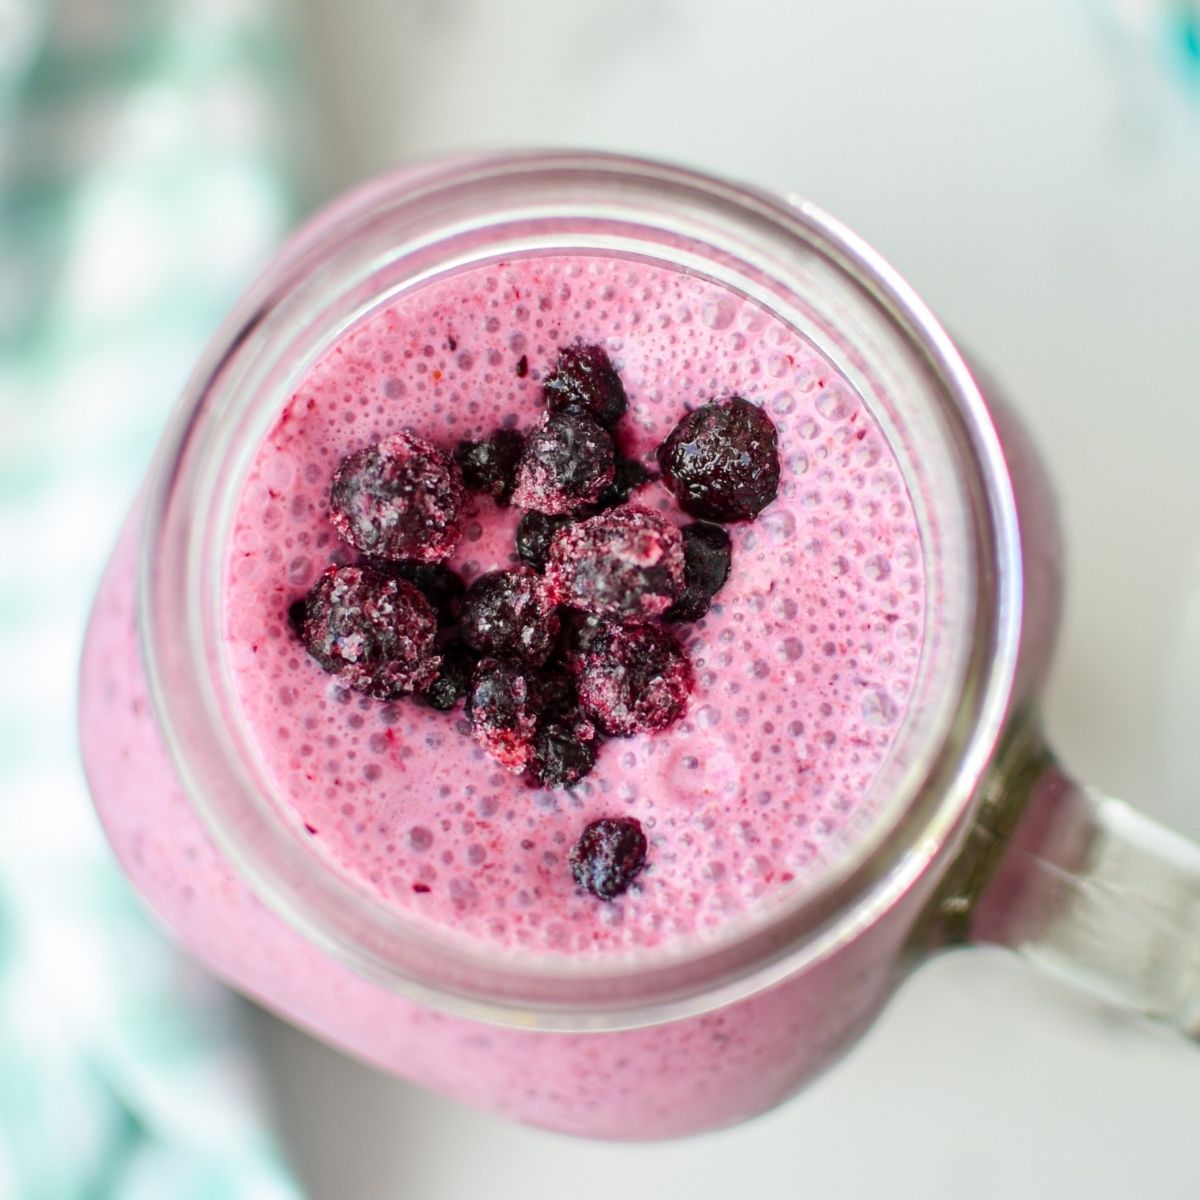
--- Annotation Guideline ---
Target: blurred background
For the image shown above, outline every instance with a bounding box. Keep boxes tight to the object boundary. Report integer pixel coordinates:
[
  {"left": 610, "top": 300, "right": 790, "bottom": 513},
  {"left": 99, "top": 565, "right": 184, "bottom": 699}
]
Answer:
[{"left": 3, "top": 0, "right": 1200, "bottom": 1196}]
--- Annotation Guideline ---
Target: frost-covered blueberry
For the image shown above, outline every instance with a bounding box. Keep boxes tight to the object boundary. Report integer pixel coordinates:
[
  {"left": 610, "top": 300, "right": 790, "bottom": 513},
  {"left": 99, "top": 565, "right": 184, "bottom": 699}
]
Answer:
[
  {"left": 466, "top": 658, "right": 539, "bottom": 771},
  {"left": 455, "top": 429, "right": 525, "bottom": 505},
  {"left": 527, "top": 721, "right": 598, "bottom": 790},
  {"left": 543, "top": 342, "right": 627, "bottom": 429},
  {"left": 574, "top": 622, "right": 692, "bottom": 736},
  {"left": 511, "top": 411, "right": 615, "bottom": 516},
  {"left": 421, "top": 641, "right": 478, "bottom": 711},
  {"left": 460, "top": 567, "right": 560, "bottom": 667},
  {"left": 363, "top": 558, "right": 465, "bottom": 628},
  {"left": 515, "top": 509, "right": 574, "bottom": 573},
  {"left": 568, "top": 816, "right": 648, "bottom": 900},
  {"left": 656, "top": 397, "right": 780, "bottom": 522},
  {"left": 293, "top": 564, "right": 440, "bottom": 699},
  {"left": 330, "top": 432, "right": 464, "bottom": 561},
  {"left": 545, "top": 506, "right": 684, "bottom": 622},
  {"left": 665, "top": 522, "right": 732, "bottom": 623}
]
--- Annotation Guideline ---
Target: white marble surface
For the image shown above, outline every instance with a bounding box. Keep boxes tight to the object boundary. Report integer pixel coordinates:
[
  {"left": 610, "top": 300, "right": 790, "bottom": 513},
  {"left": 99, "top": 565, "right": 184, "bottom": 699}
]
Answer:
[{"left": 257, "top": 1, "right": 1200, "bottom": 1195}]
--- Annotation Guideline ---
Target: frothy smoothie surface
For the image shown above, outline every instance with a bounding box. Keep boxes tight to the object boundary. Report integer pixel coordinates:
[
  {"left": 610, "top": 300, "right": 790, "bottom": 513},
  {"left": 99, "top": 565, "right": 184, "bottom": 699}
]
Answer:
[{"left": 223, "top": 255, "right": 925, "bottom": 954}]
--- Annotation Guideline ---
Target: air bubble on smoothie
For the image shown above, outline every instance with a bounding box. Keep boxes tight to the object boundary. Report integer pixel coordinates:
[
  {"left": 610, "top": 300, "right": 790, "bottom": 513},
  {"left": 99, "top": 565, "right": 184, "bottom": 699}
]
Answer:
[
  {"left": 285, "top": 556, "right": 313, "bottom": 587},
  {"left": 861, "top": 687, "right": 899, "bottom": 727},
  {"left": 864, "top": 555, "right": 892, "bottom": 582},
  {"left": 700, "top": 296, "right": 736, "bottom": 329},
  {"left": 760, "top": 508, "right": 797, "bottom": 546}
]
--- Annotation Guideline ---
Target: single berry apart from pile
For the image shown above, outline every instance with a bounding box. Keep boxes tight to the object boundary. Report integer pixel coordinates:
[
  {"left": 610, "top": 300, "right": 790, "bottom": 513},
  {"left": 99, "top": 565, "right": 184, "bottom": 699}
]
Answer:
[
  {"left": 543, "top": 342, "right": 628, "bottom": 428},
  {"left": 527, "top": 721, "right": 598, "bottom": 790},
  {"left": 656, "top": 396, "right": 781, "bottom": 522},
  {"left": 466, "top": 658, "right": 539, "bottom": 771},
  {"left": 421, "top": 641, "right": 478, "bottom": 711},
  {"left": 460, "top": 567, "right": 560, "bottom": 667},
  {"left": 665, "top": 522, "right": 733, "bottom": 623},
  {"left": 568, "top": 816, "right": 648, "bottom": 900},
  {"left": 455, "top": 429, "right": 525, "bottom": 505},
  {"left": 511, "top": 411, "right": 615, "bottom": 515},
  {"left": 363, "top": 558, "right": 465, "bottom": 627},
  {"left": 545, "top": 506, "right": 684, "bottom": 622},
  {"left": 293, "top": 564, "right": 440, "bottom": 700},
  {"left": 515, "top": 510, "right": 573, "bottom": 573},
  {"left": 330, "top": 431, "right": 465, "bottom": 562},
  {"left": 593, "top": 457, "right": 657, "bottom": 511},
  {"left": 574, "top": 622, "right": 692, "bottom": 736}
]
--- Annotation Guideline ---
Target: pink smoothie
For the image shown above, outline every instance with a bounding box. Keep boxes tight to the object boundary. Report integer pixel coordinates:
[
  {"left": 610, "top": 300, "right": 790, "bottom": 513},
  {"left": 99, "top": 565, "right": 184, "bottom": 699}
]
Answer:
[
  {"left": 223, "top": 254, "right": 925, "bottom": 953},
  {"left": 80, "top": 234, "right": 951, "bottom": 1139}
]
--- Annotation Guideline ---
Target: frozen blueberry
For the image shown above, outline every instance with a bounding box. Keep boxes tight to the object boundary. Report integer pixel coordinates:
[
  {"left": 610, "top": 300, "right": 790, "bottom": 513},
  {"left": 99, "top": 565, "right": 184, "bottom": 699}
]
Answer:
[
  {"left": 568, "top": 816, "right": 648, "bottom": 900},
  {"left": 466, "top": 658, "right": 539, "bottom": 771},
  {"left": 545, "top": 506, "right": 685, "bottom": 622},
  {"left": 527, "top": 721, "right": 599, "bottom": 790},
  {"left": 363, "top": 558, "right": 465, "bottom": 628},
  {"left": 460, "top": 566, "right": 560, "bottom": 667},
  {"left": 455, "top": 429, "right": 525, "bottom": 505},
  {"left": 574, "top": 622, "right": 692, "bottom": 736},
  {"left": 558, "top": 609, "right": 609, "bottom": 662},
  {"left": 656, "top": 396, "right": 780, "bottom": 522},
  {"left": 543, "top": 342, "right": 627, "bottom": 428},
  {"left": 293, "top": 564, "right": 441, "bottom": 699},
  {"left": 665, "top": 522, "right": 732, "bottom": 623},
  {"left": 593, "top": 457, "right": 657, "bottom": 511},
  {"left": 515, "top": 509, "right": 574, "bottom": 573},
  {"left": 330, "top": 431, "right": 465, "bottom": 562},
  {"left": 421, "top": 641, "right": 479, "bottom": 711},
  {"left": 531, "top": 665, "right": 581, "bottom": 721},
  {"left": 511, "top": 411, "right": 615, "bottom": 516}
]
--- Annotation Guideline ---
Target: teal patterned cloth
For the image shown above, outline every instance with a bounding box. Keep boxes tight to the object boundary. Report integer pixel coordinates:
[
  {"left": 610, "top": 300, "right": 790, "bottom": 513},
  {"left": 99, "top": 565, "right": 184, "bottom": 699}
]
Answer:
[
  {"left": 1092, "top": 0, "right": 1200, "bottom": 92},
  {"left": 0, "top": 2, "right": 304, "bottom": 1197}
]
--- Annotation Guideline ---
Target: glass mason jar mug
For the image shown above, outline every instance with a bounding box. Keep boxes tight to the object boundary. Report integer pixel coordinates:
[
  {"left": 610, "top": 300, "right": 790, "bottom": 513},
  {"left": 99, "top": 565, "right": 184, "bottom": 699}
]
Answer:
[{"left": 78, "top": 152, "right": 1200, "bottom": 1140}]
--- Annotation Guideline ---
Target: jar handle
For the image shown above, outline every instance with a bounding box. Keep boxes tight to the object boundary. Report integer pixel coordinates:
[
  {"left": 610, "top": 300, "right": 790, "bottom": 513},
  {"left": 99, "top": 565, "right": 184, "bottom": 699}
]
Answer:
[{"left": 934, "top": 727, "right": 1200, "bottom": 1037}]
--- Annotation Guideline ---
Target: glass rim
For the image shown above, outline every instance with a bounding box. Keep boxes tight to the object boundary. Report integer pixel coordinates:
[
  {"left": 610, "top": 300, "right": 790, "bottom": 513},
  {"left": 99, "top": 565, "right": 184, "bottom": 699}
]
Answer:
[{"left": 138, "top": 150, "right": 1024, "bottom": 1030}]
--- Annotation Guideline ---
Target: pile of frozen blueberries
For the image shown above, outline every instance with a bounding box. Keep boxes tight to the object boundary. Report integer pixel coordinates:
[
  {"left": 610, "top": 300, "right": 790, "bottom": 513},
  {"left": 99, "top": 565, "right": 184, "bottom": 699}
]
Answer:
[{"left": 288, "top": 342, "right": 780, "bottom": 898}]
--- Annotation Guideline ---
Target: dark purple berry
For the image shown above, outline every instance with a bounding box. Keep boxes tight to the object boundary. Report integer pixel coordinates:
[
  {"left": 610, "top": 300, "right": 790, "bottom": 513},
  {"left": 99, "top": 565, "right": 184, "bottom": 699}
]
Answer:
[
  {"left": 466, "top": 658, "right": 538, "bottom": 771},
  {"left": 568, "top": 817, "right": 648, "bottom": 900},
  {"left": 543, "top": 342, "right": 627, "bottom": 428},
  {"left": 545, "top": 506, "right": 684, "bottom": 622},
  {"left": 515, "top": 509, "right": 573, "bottom": 572},
  {"left": 330, "top": 431, "right": 465, "bottom": 562},
  {"left": 527, "top": 721, "right": 598, "bottom": 790},
  {"left": 511, "top": 411, "right": 615, "bottom": 516},
  {"left": 531, "top": 665, "right": 581, "bottom": 720},
  {"left": 455, "top": 429, "right": 525, "bottom": 505},
  {"left": 286, "top": 596, "right": 308, "bottom": 637},
  {"left": 665, "top": 522, "right": 732, "bottom": 623},
  {"left": 574, "top": 623, "right": 692, "bottom": 736},
  {"left": 593, "top": 457, "right": 657, "bottom": 511},
  {"left": 421, "top": 641, "right": 478, "bottom": 711},
  {"left": 656, "top": 396, "right": 780, "bottom": 522},
  {"left": 293, "top": 565, "right": 440, "bottom": 699},
  {"left": 363, "top": 558, "right": 465, "bottom": 627},
  {"left": 460, "top": 567, "right": 560, "bottom": 666},
  {"left": 515, "top": 355, "right": 528, "bottom": 378},
  {"left": 558, "top": 609, "right": 608, "bottom": 661}
]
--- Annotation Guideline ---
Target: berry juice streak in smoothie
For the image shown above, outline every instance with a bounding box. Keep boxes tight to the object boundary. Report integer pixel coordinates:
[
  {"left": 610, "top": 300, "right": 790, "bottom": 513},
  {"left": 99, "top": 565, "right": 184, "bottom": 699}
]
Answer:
[{"left": 80, "top": 254, "right": 929, "bottom": 1137}]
